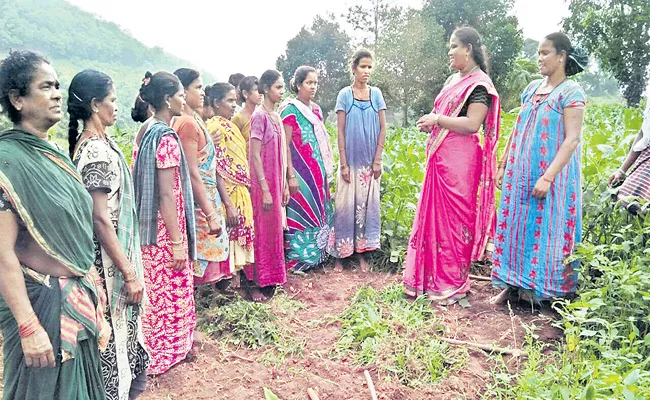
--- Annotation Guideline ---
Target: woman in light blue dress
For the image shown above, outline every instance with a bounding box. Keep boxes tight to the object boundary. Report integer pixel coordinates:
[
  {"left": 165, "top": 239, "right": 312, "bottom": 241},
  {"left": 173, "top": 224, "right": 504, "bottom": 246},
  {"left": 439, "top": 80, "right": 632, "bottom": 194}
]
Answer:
[
  {"left": 327, "top": 49, "right": 387, "bottom": 271},
  {"left": 491, "top": 32, "right": 587, "bottom": 303}
]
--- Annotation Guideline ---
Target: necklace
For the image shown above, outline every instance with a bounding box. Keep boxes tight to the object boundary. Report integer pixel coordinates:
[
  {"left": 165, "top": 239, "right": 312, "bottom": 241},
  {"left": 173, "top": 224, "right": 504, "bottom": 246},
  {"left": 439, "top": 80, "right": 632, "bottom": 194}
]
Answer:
[
  {"left": 262, "top": 103, "right": 280, "bottom": 126},
  {"left": 460, "top": 65, "right": 480, "bottom": 78}
]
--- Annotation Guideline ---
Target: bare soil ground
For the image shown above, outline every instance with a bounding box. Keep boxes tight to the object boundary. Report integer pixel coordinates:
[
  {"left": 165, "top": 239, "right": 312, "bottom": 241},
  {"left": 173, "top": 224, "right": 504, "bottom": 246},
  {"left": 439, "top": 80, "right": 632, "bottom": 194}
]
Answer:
[{"left": 138, "top": 266, "right": 561, "bottom": 400}]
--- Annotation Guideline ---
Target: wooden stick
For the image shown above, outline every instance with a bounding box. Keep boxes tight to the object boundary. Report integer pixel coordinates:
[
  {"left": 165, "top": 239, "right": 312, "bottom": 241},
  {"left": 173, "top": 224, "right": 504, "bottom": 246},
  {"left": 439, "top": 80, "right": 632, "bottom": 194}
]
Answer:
[
  {"left": 469, "top": 274, "right": 492, "bottom": 282},
  {"left": 439, "top": 337, "right": 527, "bottom": 357},
  {"left": 364, "top": 370, "right": 379, "bottom": 400},
  {"left": 307, "top": 388, "right": 320, "bottom": 400}
]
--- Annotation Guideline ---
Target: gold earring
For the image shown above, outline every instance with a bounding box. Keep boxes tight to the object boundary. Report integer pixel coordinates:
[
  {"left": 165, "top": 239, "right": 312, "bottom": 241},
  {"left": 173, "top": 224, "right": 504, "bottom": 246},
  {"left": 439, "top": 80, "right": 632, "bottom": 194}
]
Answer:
[
  {"left": 93, "top": 109, "right": 99, "bottom": 113},
  {"left": 466, "top": 54, "right": 469, "bottom": 61},
  {"left": 166, "top": 101, "right": 171, "bottom": 109}
]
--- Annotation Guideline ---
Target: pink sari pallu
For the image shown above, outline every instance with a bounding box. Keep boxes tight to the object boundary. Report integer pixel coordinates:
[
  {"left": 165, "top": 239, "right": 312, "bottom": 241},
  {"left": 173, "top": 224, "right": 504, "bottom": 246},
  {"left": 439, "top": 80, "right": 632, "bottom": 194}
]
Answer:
[{"left": 403, "top": 70, "right": 500, "bottom": 303}]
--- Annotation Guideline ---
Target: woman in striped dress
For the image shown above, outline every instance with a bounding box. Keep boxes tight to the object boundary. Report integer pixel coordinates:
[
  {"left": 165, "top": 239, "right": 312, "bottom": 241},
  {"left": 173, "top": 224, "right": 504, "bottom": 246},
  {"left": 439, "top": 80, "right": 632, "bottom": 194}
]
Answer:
[
  {"left": 609, "top": 92, "right": 650, "bottom": 213},
  {"left": 491, "top": 32, "right": 588, "bottom": 304}
]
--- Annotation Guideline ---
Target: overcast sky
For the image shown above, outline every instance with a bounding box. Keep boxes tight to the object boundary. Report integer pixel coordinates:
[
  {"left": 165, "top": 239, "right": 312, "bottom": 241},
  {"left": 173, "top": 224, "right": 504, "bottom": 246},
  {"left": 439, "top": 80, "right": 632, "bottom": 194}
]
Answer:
[{"left": 66, "top": 0, "right": 569, "bottom": 80}]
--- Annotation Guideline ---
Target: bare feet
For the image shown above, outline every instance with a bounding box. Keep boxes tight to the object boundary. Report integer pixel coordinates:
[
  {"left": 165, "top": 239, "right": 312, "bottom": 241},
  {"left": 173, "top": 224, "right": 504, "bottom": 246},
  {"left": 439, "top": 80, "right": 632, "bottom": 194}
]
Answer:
[
  {"left": 231, "top": 272, "right": 241, "bottom": 289},
  {"left": 334, "top": 259, "right": 344, "bottom": 273},
  {"left": 359, "top": 256, "right": 371, "bottom": 273},
  {"left": 248, "top": 286, "right": 267, "bottom": 302},
  {"left": 489, "top": 287, "right": 512, "bottom": 305}
]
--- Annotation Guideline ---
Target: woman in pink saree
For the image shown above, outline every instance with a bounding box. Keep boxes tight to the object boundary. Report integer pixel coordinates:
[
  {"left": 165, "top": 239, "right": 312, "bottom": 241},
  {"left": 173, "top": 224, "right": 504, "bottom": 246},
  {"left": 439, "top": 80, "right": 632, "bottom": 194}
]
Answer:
[{"left": 403, "top": 27, "right": 501, "bottom": 304}]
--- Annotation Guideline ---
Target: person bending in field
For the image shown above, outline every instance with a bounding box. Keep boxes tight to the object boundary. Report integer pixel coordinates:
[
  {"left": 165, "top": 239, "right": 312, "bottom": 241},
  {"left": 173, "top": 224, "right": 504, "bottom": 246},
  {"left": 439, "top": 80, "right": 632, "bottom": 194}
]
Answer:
[
  {"left": 608, "top": 90, "right": 650, "bottom": 214},
  {"left": 327, "top": 49, "right": 387, "bottom": 273},
  {"left": 0, "top": 50, "right": 110, "bottom": 400}
]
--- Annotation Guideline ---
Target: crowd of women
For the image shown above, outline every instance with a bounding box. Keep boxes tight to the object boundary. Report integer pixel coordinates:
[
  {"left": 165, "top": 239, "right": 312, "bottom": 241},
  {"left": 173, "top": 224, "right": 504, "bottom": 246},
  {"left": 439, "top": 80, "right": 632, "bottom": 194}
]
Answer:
[{"left": 3, "top": 23, "right": 649, "bottom": 400}]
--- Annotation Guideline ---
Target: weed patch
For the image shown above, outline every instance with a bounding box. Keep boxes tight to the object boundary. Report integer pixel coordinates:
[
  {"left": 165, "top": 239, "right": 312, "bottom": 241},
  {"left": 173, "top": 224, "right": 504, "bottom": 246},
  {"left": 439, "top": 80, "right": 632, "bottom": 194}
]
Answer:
[
  {"left": 334, "top": 284, "right": 468, "bottom": 387},
  {"left": 196, "top": 288, "right": 306, "bottom": 364}
]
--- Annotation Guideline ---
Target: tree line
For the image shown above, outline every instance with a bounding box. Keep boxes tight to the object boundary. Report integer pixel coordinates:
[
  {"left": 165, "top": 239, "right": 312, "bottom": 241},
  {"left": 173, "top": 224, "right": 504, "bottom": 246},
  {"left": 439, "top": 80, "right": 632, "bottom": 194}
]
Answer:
[{"left": 276, "top": 0, "right": 649, "bottom": 125}]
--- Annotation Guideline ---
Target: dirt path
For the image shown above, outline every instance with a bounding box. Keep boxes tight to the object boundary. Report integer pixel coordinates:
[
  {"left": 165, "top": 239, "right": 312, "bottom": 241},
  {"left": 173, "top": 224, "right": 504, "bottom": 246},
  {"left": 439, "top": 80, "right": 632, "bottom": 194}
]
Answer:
[{"left": 140, "top": 267, "right": 561, "bottom": 400}]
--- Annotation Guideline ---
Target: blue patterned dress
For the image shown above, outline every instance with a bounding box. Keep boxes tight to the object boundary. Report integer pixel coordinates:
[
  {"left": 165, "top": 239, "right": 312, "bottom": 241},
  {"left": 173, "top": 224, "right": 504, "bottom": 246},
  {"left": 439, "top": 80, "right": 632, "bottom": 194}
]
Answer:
[
  {"left": 492, "top": 79, "right": 586, "bottom": 299},
  {"left": 327, "top": 86, "right": 386, "bottom": 258}
]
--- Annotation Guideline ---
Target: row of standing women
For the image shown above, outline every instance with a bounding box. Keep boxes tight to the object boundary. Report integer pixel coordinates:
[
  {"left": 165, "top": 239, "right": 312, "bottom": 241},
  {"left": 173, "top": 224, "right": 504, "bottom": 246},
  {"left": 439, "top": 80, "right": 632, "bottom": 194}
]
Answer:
[
  {"left": 61, "top": 44, "right": 388, "bottom": 397},
  {"left": 0, "top": 26, "right": 593, "bottom": 400}
]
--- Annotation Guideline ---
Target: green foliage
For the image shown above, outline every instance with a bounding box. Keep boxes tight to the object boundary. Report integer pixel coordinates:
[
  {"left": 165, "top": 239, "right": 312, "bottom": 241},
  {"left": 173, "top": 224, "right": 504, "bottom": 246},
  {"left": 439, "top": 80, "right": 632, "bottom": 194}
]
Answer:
[
  {"left": 422, "top": 0, "right": 524, "bottom": 102},
  {"left": 564, "top": 0, "right": 650, "bottom": 106},
  {"left": 334, "top": 284, "right": 468, "bottom": 387},
  {"left": 196, "top": 288, "right": 305, "bottom": 363},
  {"left": 373, "top": 126, "right": 426, "bottom": 270},
  {"left": 501, "top": 59, "right": 542, "bottom": 110},
  {"left": 276, "top": 16, "right": 351, "bottom": 119},
  {"left": 522, "top": 38, "right": 539, "bottom": 61},
  {"left": 484, "top": 102, "right": 650, "bottom": 398},
  {"left": 374, "top": 9, "right": 448, "bottom": 126},
  {"left": 0, "top": 0, "right": 213, "bottom": 141},
  {"left": 263, "top": 388, "right": 282, "bottom": 400},
  {"left": 344, "top": 0, "right": 399, "bottom": 47}
]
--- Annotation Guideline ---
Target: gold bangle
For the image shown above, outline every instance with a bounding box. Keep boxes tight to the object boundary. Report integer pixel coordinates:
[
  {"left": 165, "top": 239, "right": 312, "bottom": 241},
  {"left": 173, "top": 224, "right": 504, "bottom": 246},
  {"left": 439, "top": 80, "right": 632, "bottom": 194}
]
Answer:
[
  {"left": 169, "top": 238, "right": 182, "bottom": 246},
  {"left": 124, "top": 270, "right": 138, "bottom": 283},
  {"left": 205, "top": 210, "right": 218, "bottom": 221}
]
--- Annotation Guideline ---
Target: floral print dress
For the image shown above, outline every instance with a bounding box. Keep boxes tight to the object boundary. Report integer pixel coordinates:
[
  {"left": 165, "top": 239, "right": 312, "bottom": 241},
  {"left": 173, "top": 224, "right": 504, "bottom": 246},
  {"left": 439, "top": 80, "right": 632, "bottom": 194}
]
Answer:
[
  {"left": 139, "top": 135, "right": 195, "bottom": 375},
  {"left": 328, "top": 86, "right": 386, "bottom": 258}
]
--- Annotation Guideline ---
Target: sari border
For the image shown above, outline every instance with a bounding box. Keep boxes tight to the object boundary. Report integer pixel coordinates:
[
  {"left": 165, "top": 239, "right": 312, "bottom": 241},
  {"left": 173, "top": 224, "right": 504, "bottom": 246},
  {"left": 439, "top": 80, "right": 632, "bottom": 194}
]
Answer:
[{"left": 0, "top": 172, "right": 84, "bottom": 277}]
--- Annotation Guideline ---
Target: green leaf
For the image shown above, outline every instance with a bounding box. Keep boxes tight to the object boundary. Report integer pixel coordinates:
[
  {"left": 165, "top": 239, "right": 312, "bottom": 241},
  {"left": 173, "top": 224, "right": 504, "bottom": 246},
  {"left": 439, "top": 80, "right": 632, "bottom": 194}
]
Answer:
[
  {"left": 584, "top": 384, "right": 595, "bottom": 400},
  {"left": 623, "top": 388, "right": 635, "bottom": 400},
  {"left": 457, "top": 297, "right": 471, "bottom": 308},
  {"left": 623, "top": 369, "right": 640, "bottom": 386},
  {"left": 263, "top": 387, "right": 281, "bottom": 400}
]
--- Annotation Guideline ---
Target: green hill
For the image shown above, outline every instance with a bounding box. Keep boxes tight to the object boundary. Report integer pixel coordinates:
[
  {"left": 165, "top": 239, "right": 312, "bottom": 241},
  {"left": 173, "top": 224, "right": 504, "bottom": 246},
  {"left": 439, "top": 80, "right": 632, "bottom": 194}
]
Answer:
[{"left": 0, "top": 0, "right": 214, "bottom": 138}]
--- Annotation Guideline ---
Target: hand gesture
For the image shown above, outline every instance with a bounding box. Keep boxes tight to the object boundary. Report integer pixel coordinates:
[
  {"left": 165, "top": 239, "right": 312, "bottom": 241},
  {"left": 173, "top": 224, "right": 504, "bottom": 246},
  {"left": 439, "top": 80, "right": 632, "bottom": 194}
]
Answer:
[
  {"left": 225, "top": 204, "right": 239, "bottom": 227},
  {"left": 288, "top": 176, "right": 299, "bottom": 195},
  {"left": 208, "top": 218, "right": 223, "bottom": 237},
  {"left": 372, "top": 162, "right": 382, "bottom": 180}
]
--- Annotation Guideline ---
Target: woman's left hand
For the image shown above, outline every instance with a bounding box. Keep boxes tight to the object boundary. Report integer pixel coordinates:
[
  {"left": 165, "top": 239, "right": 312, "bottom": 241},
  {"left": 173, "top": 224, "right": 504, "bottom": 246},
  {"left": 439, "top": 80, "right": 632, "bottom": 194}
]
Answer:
[
  {"left": 282, "top": 185, "right": 290, "bottom": 206},
  {"left": 532, "top": 177, "right": 551, "bottom": 200},
  {"left": 224, "top": 204, "right": 239, "bottom": 228},
  {"left": 288, "top": 176, "right": 299, "bottom": 195},
  {"left": 372, "top": 161, "right": 382, "bottom": 180}
]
